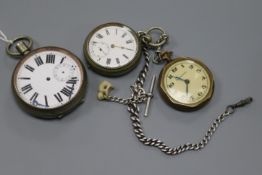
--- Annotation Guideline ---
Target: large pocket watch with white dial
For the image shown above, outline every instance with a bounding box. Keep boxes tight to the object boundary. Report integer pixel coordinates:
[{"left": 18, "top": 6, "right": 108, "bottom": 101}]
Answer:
[
  {"left": 0, "top": 33, "right": 87, "bottom": 119},
  {"left": 159, "top": 53, "right": 214, "bottom": 111},
  {"left": 83, "top": 22, "right": 142, "bottom": 76}
]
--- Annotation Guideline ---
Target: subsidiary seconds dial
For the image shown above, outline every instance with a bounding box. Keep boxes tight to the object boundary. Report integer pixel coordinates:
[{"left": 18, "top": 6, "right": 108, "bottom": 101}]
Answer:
[
  {"left": 12, "top": 47, "right": 87, "bottom": 119},
  {"left": 84, "top": 22, "right": 141, "bottom": 76}
]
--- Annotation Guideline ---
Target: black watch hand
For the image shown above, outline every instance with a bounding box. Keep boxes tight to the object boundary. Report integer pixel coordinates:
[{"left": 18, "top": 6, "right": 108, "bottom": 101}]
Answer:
[
  {"left": 186, "top": 83, "right": 189, "bottom": 95},
  {"left": 185, "top": 79, "right": 190, "bottom": 95},
  {"left": 175, "top": 76, "right": 185, "bottom": 81},
  {"left": 175, "top": 72, "right": 187, "bottom": 81}
]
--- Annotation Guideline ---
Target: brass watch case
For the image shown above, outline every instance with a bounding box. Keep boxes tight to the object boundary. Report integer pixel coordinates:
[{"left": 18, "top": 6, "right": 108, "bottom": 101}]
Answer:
[
  {"left": 12, "top": 47, "right": 88, "bottom": 119},
  {"left": 83, "top": 22, "right": 142, "bottom": 76},
  {"left": 159, "top": 57, "right": 214, "bottom": 111}
]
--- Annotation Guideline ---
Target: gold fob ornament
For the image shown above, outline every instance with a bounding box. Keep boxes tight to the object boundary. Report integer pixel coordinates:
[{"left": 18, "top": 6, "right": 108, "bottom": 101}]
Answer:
[
  {"left": 83, "top": 22, "right": 142, "bottom": 76},
  {"left": 159, "top": 53, "right": 214, "bottom": 111},
  {"left": 3, "top": 36, "right": 87, "bottom": 119}
]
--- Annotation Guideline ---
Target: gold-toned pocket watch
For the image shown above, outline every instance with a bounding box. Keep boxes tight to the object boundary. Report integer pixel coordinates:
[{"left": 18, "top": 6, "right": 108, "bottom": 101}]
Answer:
[
  {"left": 159, "top": 54, "right": 214, "bottom": 111},
  {"left": 1, "top": 34, "right": 87, "bottom": 119},
  {"left": 95, "top": 26, "right": 252, "bottom": 156},
  {"left": 83, "top": 22, "right": 142, "bottom": 76}
]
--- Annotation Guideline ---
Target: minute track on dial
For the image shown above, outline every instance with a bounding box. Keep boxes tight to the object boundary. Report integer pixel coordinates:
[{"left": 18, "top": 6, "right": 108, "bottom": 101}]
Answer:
[{"left": 84, "top": 22, "right": 141, "bottom": 76}]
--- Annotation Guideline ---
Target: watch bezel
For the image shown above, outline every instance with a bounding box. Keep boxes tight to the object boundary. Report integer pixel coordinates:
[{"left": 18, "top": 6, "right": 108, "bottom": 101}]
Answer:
[
  {"left": 12, "top": 46, "right": 88, "bottom": 119},
  {"left": 159, "top": 57, "right": 214, "bottom": 111},
  {"left": 83, "top": 22, "right": 142, "bottom": 76}
]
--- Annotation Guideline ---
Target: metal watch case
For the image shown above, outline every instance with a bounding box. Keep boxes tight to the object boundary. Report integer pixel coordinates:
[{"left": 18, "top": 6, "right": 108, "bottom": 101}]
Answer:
[
  {"left": 83, "top": 22, "right": 142, "bottom": 76},
  {"left": 159, "top": 57, "right": 214, "bottom": 111},
  {"left": 12, "top": 47, "right": 88, "bottom": 119}
]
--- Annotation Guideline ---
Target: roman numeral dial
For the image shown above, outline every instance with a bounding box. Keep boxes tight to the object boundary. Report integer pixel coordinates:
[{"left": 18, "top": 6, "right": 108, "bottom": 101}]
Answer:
[
  {"left": 35, "top": 56, "right": 44, "bottom": 66},
  {"left": 25, "top": 65, "right": 35, "bottom": 72},
  {"left": 13, "top": 48, "right": 85, "bottom": 114},
  {"left": 46, "top": 54, "right": 55, "bottom": 64},
  {"left": 86, "top": 23, "right": 140, "bottom": 75},
  {"left": 60, "top": 86, "right": 73, "bottom": 97},
  {"left": 21, "top": 84, "right": 33, "bottom": 94}
]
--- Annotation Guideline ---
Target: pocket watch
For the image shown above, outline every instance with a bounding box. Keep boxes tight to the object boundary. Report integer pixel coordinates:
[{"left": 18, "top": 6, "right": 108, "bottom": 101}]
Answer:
[
  {"left": 94, "top": 27, "right": 252, "bottom": 156},
  {"left": 1, "top": 33, "right": 87, "bottom": 119},
  {"left": 159, "top": 55, "right": 214, "bottom": 111},
  {"left": 83, "top": 22, "right": 142, "bottom": 76}
]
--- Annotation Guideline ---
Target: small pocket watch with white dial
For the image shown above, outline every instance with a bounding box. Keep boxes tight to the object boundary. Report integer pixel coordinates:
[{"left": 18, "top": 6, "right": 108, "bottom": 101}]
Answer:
[
  {"left": 159, "top": 53, "right": 214, "bottom": 111},
  {"left": 1, "top": 35, "right": 87, "bottom": 119},
  {"left": 83, "top": 22, "right": 142, "bottom": 76}
]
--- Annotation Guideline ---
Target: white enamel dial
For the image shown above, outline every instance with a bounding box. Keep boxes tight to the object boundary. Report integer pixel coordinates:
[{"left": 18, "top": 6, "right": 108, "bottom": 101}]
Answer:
[
  {"left": 87, "top": 24, "right": 139, "bottom": 69},
  {"left": 14, "top": 48, "right": 84, "bottom": 109}
]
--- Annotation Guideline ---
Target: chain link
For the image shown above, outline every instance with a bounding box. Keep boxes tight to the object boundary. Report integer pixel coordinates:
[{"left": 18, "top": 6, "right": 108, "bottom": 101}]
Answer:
[
  {"left": 107, "top": 44, "right": 252, "bottom": 155},
  {"left": 102, "top": 27, "right": 253, "bottom": 156},
  {"left": 127, "top": 97, "right": 252, "bottom": 155},
  {"left": 107, "top": 44, "right": 234, "bottom": 155},
  {"left": 106, "top": 28, "right": 165, "bottom": 105},
  {"left": 107, "top": 45, "right": 151, "bottom": 105},
  {"left": 128, "top": 103, "right": 231, "bottom": 155}
]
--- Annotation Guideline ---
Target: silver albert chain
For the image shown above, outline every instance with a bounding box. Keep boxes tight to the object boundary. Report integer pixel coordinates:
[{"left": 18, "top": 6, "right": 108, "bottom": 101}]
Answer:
[{"left": 97, "top": 27, "right": 253, "bottom": 156}]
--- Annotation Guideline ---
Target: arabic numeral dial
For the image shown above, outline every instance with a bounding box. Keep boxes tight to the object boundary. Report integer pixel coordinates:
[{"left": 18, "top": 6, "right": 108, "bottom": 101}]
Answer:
[{"left": 160, "top": 57, "right": 214, "bottom": 111}]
